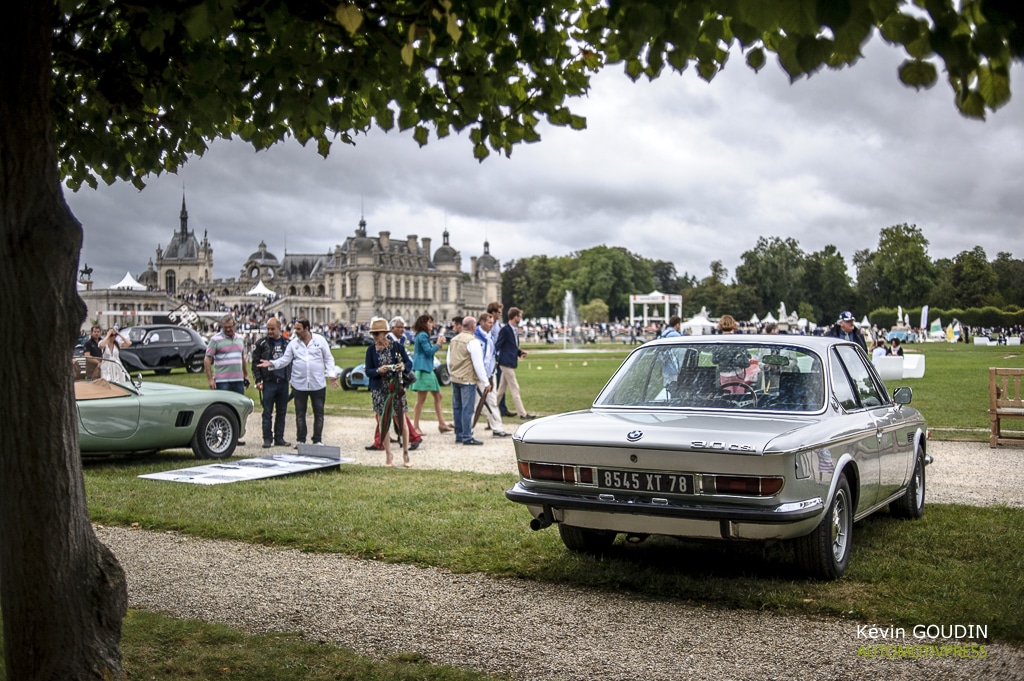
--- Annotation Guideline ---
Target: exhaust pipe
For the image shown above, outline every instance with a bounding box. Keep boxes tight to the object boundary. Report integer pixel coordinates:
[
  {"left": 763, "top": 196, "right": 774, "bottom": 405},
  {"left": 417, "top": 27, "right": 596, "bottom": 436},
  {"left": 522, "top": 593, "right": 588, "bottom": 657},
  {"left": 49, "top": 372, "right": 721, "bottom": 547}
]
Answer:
[{"left": 530, "top": 506, "right": 554, "bottom": 531}]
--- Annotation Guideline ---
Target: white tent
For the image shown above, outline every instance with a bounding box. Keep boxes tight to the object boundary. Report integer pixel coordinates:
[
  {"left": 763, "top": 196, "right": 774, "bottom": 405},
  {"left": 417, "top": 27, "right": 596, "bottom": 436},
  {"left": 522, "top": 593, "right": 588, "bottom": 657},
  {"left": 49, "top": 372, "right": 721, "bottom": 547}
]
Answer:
[
  {"left": 749, "top": 313, "right": 760, "bottom": 324},
  {"left": 761, "top": 312, "right": 778, "bottom": 324},
  {"left": 246, "top": 280, "right": 277, "bottom": 296},
  {"left": 109, "top": 271, "right": 145, "bottom": 290},
  {"left": 680, "top": 315, "right": 714, "bottom": 335},
  {"left": 859, "top": 315, "right": 871, "bottom": 328}
]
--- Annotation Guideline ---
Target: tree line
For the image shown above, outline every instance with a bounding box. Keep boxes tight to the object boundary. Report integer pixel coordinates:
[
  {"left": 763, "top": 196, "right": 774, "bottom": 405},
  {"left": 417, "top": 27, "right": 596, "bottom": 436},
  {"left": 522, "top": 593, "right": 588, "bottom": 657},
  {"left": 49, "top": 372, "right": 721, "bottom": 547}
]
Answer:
[{"left": 501, "top": 224, "right": 1024, "bottom": 326}]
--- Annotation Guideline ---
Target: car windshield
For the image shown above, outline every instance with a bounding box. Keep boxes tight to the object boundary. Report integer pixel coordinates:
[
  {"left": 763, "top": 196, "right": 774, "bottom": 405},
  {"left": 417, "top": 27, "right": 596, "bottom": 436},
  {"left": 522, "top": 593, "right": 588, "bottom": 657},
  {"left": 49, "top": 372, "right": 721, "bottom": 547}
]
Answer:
[
  {"left": 594, "top": 341, "right": 825, "bottom": 412},
  {"left": 73, "top": 357, "right": 134, "bottom": 400}
]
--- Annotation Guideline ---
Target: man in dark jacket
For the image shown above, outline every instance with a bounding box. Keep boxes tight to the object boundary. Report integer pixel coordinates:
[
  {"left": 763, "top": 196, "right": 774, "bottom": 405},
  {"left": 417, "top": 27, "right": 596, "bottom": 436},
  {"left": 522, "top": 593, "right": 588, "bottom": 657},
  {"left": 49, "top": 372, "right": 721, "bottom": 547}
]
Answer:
[
  {"left": 251, "top": 317, "right": 291, "bottom": 448},
  {"left": 495, "top": 306, "right": 536, "bottom": 419},
  {"left": 825, "top": 311, "right": 868, "bottom": 352}
]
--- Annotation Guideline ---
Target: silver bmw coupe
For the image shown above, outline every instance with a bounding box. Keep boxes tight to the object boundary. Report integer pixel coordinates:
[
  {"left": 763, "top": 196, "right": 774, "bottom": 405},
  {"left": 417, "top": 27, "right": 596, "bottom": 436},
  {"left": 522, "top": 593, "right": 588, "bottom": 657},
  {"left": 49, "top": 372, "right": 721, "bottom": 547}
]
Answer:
[{"left": 506, "top": 335, "right": 929, "bottom": 579}]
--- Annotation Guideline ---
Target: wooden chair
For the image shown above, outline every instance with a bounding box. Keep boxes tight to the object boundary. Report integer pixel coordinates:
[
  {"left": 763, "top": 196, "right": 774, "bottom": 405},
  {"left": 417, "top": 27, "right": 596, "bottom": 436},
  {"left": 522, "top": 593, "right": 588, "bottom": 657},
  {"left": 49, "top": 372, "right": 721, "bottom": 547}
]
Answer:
[{"left": 989, "top": 368, "right": 1024, "bottom": 447}]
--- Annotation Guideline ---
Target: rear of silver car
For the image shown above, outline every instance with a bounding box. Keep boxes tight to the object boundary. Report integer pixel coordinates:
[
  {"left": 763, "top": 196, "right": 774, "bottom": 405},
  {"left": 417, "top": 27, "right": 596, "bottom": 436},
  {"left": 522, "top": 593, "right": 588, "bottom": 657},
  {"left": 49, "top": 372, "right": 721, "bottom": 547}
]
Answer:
[
  {"left": 507, "top": 413, "right": 828, "bottom": 543},
  {"left": 505, "top": 336, "right": 928, "bottom": 580}
]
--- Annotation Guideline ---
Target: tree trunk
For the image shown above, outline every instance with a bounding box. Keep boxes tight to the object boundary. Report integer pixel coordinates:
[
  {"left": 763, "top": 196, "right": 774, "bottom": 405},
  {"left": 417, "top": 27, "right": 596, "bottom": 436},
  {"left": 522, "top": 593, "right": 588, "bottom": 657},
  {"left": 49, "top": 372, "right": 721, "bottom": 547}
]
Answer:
[{"left": 0, "top": 2, "right": 128, "bottom": 679}]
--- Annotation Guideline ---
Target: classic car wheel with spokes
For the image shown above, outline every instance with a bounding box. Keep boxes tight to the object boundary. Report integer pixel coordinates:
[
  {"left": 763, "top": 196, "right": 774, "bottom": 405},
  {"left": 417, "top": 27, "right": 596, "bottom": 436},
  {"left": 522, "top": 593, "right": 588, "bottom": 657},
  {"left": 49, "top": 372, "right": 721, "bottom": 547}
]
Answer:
[
  {"left": 339, "top": 368, "right": 354, "bottom": 390},
  {"left": 890, "top": 450, "right": 926, "bottom": 520},
  {"left": 558, "top": 524, "right": 616, "bottom": 554},
  {"left": 191, "top": 405, "right": 239, "bottom": 459},
  {"left": 795, "top": 475, "right": 852, "bottom": 580}
]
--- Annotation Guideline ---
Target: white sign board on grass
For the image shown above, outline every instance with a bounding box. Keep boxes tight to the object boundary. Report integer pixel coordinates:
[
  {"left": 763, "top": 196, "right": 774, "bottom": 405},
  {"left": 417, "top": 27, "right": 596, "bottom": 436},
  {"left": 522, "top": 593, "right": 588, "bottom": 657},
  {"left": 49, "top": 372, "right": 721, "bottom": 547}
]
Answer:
[{"left": 139, "top": 444, "right": 352, "bottom": 485}]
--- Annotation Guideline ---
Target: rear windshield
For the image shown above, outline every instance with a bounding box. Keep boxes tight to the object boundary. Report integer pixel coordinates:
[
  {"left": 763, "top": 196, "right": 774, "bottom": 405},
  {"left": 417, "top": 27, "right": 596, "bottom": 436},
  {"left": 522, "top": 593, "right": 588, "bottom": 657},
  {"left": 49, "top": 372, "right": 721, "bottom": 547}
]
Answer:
[{"left": 594, "top": 342, "right": 825, "bottom": 412}]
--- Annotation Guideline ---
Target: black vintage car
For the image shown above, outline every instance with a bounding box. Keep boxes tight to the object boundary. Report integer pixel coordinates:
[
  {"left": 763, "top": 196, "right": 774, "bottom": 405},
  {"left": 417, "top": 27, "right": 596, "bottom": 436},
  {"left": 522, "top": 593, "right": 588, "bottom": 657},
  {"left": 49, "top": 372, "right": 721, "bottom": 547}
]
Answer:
[
  {"left": 119, "top": 324, "right": 208, "bottom": 375},
  {"left": 338, "top": 332, "right": 374, "bottom": 346}
]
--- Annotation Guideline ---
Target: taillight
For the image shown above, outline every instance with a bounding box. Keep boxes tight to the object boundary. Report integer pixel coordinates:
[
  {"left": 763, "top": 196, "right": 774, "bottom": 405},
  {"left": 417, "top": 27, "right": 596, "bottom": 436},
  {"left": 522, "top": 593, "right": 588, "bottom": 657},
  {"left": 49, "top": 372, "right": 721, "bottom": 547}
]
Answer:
[
  {"left": 520, "top": 462, "right": 582, "bottom": 484},
  {"left": 710, "top": 475, "right": 783, "bottom": 496}
]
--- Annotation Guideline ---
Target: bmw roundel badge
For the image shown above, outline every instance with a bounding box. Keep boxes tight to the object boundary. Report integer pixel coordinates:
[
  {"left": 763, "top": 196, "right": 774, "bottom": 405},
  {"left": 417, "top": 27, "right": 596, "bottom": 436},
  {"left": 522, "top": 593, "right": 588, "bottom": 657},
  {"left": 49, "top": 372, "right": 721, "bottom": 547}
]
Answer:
[{"left": 626, "top": 430, "right": 643, "bottom": 442}]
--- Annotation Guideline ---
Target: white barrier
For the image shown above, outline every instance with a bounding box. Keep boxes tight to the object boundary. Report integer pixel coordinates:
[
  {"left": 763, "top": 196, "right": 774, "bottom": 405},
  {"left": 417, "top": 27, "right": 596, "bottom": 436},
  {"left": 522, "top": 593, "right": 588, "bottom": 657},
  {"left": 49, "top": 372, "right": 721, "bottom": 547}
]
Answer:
[
  {"left": 902, "top": 354, "right": 925, "bottom": 378},
  {"left": 873, "top": 356, "right": 905, "bottom": 382},
  {"left": 974, "top": 336, "right": 990, "bottom": 346}
]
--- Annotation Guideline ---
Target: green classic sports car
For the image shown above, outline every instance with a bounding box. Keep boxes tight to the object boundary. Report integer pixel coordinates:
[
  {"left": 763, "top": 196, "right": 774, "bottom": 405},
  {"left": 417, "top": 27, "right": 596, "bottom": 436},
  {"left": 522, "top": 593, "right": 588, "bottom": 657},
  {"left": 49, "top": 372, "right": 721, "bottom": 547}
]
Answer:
[{"left": 75, "top": 357, "right": 253, "bottom": 459}]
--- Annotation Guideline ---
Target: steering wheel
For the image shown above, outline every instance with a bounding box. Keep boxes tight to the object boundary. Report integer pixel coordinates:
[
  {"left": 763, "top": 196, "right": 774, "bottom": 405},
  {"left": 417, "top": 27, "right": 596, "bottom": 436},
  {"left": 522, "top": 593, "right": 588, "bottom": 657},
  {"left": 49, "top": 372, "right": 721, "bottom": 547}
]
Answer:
[{"left": 717, "top": 381, "right": 758, "bottom": 407}]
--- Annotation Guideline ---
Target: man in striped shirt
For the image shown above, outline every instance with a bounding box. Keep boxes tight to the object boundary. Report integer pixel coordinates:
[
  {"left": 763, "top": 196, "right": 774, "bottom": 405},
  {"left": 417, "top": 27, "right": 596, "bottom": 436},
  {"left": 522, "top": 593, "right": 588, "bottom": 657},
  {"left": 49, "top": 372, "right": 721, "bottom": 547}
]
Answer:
[{"left": 205, "top": 314, "right": 250, "bottom": 396}]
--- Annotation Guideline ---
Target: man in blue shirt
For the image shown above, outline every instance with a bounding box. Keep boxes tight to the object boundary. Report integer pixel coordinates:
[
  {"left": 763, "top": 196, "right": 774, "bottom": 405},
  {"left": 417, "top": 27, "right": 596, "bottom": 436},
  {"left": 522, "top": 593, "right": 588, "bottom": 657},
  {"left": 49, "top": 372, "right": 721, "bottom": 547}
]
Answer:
[
  {"left": 661, "top": 315, "right": 682, "bottom": 338},
  {"left": 476, "top": 312, "right": 511, "bottom": 437}
]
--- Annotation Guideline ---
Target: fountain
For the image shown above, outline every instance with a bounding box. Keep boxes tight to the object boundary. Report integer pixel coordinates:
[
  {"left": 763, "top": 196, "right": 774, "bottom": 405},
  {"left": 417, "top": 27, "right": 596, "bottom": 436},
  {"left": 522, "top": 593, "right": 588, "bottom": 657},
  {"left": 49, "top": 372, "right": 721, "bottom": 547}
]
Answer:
[{"left": 563, "top": 290, "right": 580, "bottom": 351}]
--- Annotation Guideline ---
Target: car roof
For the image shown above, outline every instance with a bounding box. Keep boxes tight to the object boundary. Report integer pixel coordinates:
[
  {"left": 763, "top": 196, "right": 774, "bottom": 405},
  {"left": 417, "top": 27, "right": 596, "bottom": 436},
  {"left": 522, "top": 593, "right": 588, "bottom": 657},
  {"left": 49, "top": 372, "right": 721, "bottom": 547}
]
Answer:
[
  {"left": 641, "top": 334, "right": 855, "bottom": 351},
  {"left": 123, "top": 324, "right": 201, "bottom": 335}
]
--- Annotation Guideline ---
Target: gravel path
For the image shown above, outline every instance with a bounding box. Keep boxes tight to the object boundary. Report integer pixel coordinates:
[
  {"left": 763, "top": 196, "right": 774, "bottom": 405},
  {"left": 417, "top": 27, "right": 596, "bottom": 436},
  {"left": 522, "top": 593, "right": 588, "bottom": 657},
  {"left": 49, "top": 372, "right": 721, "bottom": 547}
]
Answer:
[{"left": 97, "top": 415, "right": 1024, "bottom": 680}]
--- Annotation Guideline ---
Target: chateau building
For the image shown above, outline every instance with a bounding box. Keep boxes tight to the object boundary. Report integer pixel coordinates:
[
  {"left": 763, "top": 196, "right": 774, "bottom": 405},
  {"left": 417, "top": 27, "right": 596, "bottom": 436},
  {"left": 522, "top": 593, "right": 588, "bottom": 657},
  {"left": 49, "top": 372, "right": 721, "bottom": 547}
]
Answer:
[{"left": 132, "top": 195, "right": 501, "bottom": 328}]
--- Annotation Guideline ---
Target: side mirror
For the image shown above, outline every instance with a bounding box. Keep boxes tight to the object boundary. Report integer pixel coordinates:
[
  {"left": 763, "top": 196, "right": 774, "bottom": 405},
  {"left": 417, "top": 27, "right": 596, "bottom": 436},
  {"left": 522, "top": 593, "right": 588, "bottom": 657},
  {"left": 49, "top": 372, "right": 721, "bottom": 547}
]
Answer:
[
  {"left": 893, "top": 386, "right": 913, "bottom": 405},
  {"left": 132, "top": 374, "right": 143, "bottom": 390}
]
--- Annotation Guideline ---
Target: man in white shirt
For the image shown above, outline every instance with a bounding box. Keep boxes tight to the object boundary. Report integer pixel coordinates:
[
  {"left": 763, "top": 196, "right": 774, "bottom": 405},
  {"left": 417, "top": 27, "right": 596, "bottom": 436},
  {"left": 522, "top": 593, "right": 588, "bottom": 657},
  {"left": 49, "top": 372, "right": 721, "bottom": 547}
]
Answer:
[{"left": 258, "top": 317, "right": 338, "bottom": 446}]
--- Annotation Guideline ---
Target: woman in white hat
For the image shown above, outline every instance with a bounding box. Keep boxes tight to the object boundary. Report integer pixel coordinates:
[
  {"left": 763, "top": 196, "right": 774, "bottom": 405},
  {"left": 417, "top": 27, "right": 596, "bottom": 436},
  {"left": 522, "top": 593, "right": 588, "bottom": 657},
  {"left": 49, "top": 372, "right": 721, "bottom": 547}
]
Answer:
[{"left": 365, "top": 317, "right": 412, "bottom": 467}]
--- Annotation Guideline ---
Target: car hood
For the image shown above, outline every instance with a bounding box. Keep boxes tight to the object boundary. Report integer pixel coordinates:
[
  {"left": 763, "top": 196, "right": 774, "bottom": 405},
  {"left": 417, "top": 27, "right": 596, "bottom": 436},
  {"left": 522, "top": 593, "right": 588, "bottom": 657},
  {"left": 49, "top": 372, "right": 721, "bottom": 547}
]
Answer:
[
  {"left": 132, "top": 381, "right": 247, "bottom": 405},
  {"left": 514, "top": 409, "right": 823, "bottom": 455}
]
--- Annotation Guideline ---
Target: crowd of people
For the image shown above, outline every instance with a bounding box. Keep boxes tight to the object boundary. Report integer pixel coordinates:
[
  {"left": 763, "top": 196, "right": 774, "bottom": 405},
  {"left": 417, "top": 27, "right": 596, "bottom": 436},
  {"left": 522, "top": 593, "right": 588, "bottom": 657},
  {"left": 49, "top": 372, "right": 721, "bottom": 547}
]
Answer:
[
  {"left": 175, "top": 298, "right": 1024, "bottom": 465},
  {"left": 195, "top": 301, "right": 539, "bottom": 467}
]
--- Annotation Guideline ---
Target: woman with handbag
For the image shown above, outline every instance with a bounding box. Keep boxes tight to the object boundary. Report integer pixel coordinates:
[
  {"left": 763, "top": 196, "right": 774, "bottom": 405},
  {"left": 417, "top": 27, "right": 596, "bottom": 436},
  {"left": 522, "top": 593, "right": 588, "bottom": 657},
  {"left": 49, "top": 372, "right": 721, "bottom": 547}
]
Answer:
[
  {"left": 409, "top": 314, "right": 453, "bottom": 435},
  {"left": 365, "top": 317, "right": 414, "bottom": 467}
]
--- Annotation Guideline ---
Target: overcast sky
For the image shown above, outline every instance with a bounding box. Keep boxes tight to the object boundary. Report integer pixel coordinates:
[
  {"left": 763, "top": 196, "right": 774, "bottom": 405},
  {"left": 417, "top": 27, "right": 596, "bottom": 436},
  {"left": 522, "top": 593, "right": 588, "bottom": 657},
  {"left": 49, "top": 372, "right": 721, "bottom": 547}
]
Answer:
[{"left": 67, "top": 35, "right": 1023, "bottom": 290}]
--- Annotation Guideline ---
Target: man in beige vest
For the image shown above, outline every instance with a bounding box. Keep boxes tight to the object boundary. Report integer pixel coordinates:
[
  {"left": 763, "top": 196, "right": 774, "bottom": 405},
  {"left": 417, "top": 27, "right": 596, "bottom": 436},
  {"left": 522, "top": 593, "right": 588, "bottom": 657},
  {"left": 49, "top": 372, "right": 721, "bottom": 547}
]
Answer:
[{"left": 447, "top": 316, "right": 489, "bottom": 445}]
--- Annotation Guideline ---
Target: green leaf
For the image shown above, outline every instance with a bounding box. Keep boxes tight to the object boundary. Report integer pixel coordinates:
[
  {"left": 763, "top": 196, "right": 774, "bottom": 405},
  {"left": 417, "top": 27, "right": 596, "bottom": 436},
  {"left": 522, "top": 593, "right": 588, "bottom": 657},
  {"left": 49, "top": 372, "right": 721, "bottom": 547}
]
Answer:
[
  {"left": 317, "top": 137, "right": 331, "bottom": 157},
  {"left": 547, "top": 107, "right": 572, "bottom": 126},
  {"left": 795, "top": 36, "right": 831, "bottom": 73},
  {"left": 139, "top": 29, "right": 166, "bottom": 53},
  {"left": 413, "top": 125, "right": 429, "bottom": 146},
  {"left": 879, "top": 13, "right": 924, "bottom": 46},
  {"left": 955, "top": 89, "right": 987, "bottom": 119},
  {"left": 977, "top": 63, "right": 1011, "bottom": 110},
  {"left": 697, "top": 61, "right": 719, "bottom": 81},
  {"left": 746, "top": 46, "right": 767, "bottom": 71},
  {"left": 817, "top": 0, "right": 852, "bottom": 30},
  {"left": 625, "top": 58, "right": 643, "bottom": 80},
  {"left": 335, "top": 5, "right": 364, "bottom": 34},
  {"left": 897, "top": 58, "right": 937, "bottom": 90},
  {"left": 184, "top": 3, "right": 213, "bottom": 41},
  {"left": 447, "top": 13, "right": 462, "bottom": 42},
  {"left": 473, "top": 142, "right": 490, "bottom": 161},
  {"left": 729, "top": 19, "right": 761, "bottom": 47}
]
